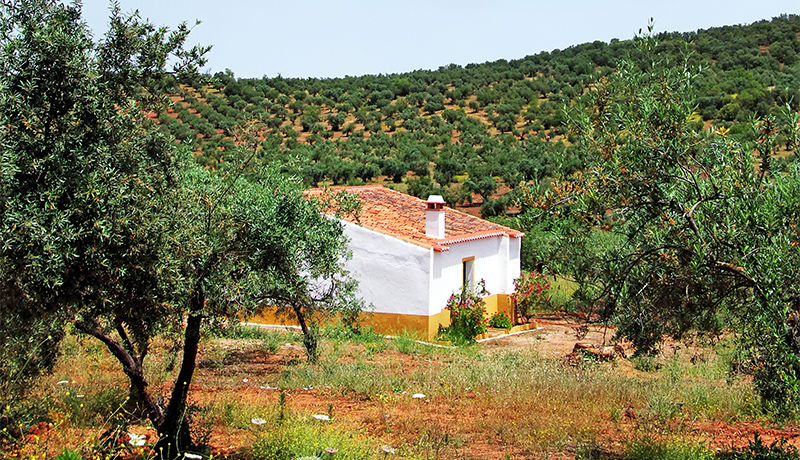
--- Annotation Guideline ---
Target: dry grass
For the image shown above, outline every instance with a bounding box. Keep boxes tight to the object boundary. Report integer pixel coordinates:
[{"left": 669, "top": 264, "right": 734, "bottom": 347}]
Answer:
[{"left": 0, "top": 323, "right": 784, "bottom": 460}]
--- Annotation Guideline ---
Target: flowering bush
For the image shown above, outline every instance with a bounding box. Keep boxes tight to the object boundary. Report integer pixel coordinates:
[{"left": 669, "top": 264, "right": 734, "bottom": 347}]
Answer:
[
  {"left": 510, "top": 271, "right": 552, "bottom": 321},
  {"left": 488, "top": 311, "right": 513, "bottom": 329},
  {"left": 441, "top": 280, "right": 489, "bottom": 344}
]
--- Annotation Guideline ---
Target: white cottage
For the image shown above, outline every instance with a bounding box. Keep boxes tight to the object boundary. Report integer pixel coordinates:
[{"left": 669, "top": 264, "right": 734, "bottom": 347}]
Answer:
[{"left": 309, "top": 185, "right": 524, "bottom": 339}]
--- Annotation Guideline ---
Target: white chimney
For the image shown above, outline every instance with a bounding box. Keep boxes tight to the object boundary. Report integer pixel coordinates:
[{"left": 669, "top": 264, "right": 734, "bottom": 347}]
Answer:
[{"left": 425, "top": 195, "right": 446, "bottom": 239}]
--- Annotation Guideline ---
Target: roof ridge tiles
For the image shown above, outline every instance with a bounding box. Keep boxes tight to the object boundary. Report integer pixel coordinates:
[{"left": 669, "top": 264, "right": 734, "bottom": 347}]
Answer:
[{"left": 304, "top": 185, "right": 524, "bottom": 250}]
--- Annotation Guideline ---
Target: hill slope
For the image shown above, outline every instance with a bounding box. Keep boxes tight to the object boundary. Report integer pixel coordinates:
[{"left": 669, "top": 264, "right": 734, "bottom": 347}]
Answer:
[{"left": 153, "top": 14, "right": 800, "bottom": 216}]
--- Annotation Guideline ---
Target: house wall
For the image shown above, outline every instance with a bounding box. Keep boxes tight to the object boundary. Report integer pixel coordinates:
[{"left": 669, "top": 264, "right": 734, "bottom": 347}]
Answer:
[
  {"left": 507, "top": 236, "right": 522, "bottom": 293},
  {"left": 484, "top": 294, "right": 513, "bottom": 319},
  {"left": 426, "top": 235, "right": 521, "bottom": 334},
  {"left": 366, "top": 308, "right": 451, "bottom": 340},
  {"left": 341, "top": 220, "right": 431, "bottom": 317},
  {"left": 249, "top": 222, "right": 521, "bottom": 341},
  {"left": 431, "top": 236, "right": 518, "bottom": 310}
]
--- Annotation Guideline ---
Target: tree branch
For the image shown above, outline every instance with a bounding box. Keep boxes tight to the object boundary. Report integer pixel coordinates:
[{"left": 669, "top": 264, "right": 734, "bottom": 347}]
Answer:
[
  {"left": 115, "top": 323, "right": 142, "bottom": 367},
  {"left": 75, "top": 319, "right": 164, "bottom": 427}
]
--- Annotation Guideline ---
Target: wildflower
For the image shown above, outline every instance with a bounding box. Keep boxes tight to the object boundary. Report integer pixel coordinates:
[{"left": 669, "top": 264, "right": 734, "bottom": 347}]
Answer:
[
  {"left": 127, "top": 433, "right": 146, "bottom": 447},
  {"left": 312, "top": 414, "right": 330, "bottom": 421},
  {"left": 251, "top": 418, "right": 267, "bottom": 425},
  {"left": 412, "top": 393, "right": 426, "bottom": 399},
  {"left": 324, "top": 448, "right": 339, "bottom": 454},
  {"left": 380, "top": 445, "right": 396, "bottom": 455}
]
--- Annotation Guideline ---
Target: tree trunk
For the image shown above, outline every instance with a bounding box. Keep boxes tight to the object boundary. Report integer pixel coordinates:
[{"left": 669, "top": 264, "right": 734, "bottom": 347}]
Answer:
[
  {"left": 154, "top": 311, "right": 204, "bottom": 458},
  {"left": 77, "top": 321, "right": 165, "bottom": 428},
  {"left": 79, "top": 309, "right": 204, "bottom": 459},
  {"left": 116, "top": 325, "right": 149, "bottom": 419},
  {"left": 293, "top": 304, "right": 318, "bottom": 363}
]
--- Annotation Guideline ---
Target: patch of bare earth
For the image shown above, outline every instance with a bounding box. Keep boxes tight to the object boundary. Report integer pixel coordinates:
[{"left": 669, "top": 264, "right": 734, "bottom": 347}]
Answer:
[
  {"left": 12, "top": 318, "right": 800, "bottom": 459},
  {"left": 184, "top": 319, "right": 797, "bottom": 459}
]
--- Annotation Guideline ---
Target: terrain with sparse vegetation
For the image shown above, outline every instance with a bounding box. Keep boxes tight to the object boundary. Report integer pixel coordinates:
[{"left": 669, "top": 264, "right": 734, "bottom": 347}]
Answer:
[
  {"left": 3, "top": 2, "right": 800, "bottom": 459},
  {"left": 6, "top": 321, "right": 795, "bottom": 460},
  {"left": 159, "top": 14, "right": 800, "bottom": 219}
]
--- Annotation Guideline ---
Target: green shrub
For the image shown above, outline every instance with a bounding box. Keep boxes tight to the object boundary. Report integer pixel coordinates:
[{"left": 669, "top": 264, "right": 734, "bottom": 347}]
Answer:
[
  {"left": 249, "top": 416, "right": 379, "bottom": 460},
  {"left": 56, "top": 449, "right": 82, "bottom": 460},
  {"left": 390, "top": 332, "right": 423, "bottom": 354},
  {"left": 717, "top": 434, "right": 800, "bottom": 460},
  {"left": 623, "top": 438, "right": 713, "bottom": 460},
  {"left": 488, "top": 311, "right": 513, "bottom": 329},
  {"left": 439, "top": 281, "right": 489, "bottom": 344},
  {"left": 510, "top": 271, "right": 552, "bottom": 319},
  {"left": 631, "top": 355, "right": 660, "bottom": 372}
]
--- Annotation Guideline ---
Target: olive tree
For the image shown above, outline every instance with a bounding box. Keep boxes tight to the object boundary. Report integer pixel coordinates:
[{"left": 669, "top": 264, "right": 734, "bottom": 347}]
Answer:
[
  {"left": 238, "top": 184, "right": 364, "bottom": 362},
  {"left": 0, "top": 1, "right": 361, "bottom": 456},
  {"left": 525, "top": 25, "right": 800, "bottom": 415},
  {"left": 0, "top": 2, "right": 208, "bottom": 453}
]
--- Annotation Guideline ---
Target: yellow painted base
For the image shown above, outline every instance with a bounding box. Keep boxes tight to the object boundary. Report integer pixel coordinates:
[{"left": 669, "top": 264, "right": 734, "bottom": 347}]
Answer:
[
  {"left": 476, "top": 321, "right": 539, "bottom": 341},
  {"left": 248, "top": 294, "right": 517, "bottom": 341},
  {"left": 250, "top": 308, "right": 300, "bottom": 327},
  {"left": 483, "top": 293, "right": 514, "bottom": 321},
  {"left": 249, "top": 308, "right": 450, "bottom": 341}
]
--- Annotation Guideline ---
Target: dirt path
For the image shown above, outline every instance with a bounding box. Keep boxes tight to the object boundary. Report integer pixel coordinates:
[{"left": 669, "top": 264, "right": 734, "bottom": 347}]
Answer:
[{"left": 481, "top": 317, "right": 619, "bottom": 356}]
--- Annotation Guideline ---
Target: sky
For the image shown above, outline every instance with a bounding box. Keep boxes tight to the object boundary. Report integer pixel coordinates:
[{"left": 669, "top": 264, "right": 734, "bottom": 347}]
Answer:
[{"left": 76, "top": 0, "right": 800, "bottom": 79}]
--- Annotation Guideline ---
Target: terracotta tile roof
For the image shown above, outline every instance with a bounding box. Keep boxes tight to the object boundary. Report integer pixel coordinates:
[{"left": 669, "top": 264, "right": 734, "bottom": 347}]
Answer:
[{"left": 306, "top": 185, "right": 524, "bottom": 252}]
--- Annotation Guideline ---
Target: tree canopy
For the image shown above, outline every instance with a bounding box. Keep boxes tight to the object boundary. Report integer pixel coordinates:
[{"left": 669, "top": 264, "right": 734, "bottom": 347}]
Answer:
[
  {"left": 0, "top": 1, "right": 361, "bottom": 456},
  {"left": 519, "top": 24, "right": 800, "bottom": 414}
]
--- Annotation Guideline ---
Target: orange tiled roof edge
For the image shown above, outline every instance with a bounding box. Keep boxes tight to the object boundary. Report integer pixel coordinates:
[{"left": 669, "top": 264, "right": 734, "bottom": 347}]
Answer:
[{"left": 304, "top": 185, "right": 525, "bottom": 251}]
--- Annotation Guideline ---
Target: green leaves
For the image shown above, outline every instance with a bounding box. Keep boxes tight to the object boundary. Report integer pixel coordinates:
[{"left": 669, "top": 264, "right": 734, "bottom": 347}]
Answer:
[
  {"left": 0, "top": 0, "right": 213, "bottom": 446},
  {"left": 1, "top": 0, "right": 362, "bottom": 448},
  {"left": 524, "top": 24, "right": 800, "bottom": 412}
]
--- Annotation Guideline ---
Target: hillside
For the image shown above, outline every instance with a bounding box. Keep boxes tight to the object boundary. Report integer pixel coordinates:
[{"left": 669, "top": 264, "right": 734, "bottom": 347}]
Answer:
[{"left": 153, "top": 14, "right": 800, "bottom": 217}]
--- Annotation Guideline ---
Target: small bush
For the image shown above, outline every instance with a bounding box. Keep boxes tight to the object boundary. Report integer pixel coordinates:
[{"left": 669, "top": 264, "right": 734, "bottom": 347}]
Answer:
[
  {"left": 390, "top": 332, "right": 423, "bottom": 354},
  {"left": 623, "top": 437, "right": 713, "bottom": 460},
  {"left": 439, "top": 281, "right": 489, "bottom": 344},
  {"left": 717, "top": 434, "right": 800, "bottom": 460},
  {"left": 488, "top": 311, "right": 513, "bottom": 329},
  {"left": 631, "top": 355, "right": 660, "bottom": 372},
  {"left": 249, "top": 416, "right": 379, "bottom": 460},
  {"left": 511, "top": 271, "right": 552, "bottom": 320},
  {"left": 56, "top": 449, "right": 82, "bottom": 460}
]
